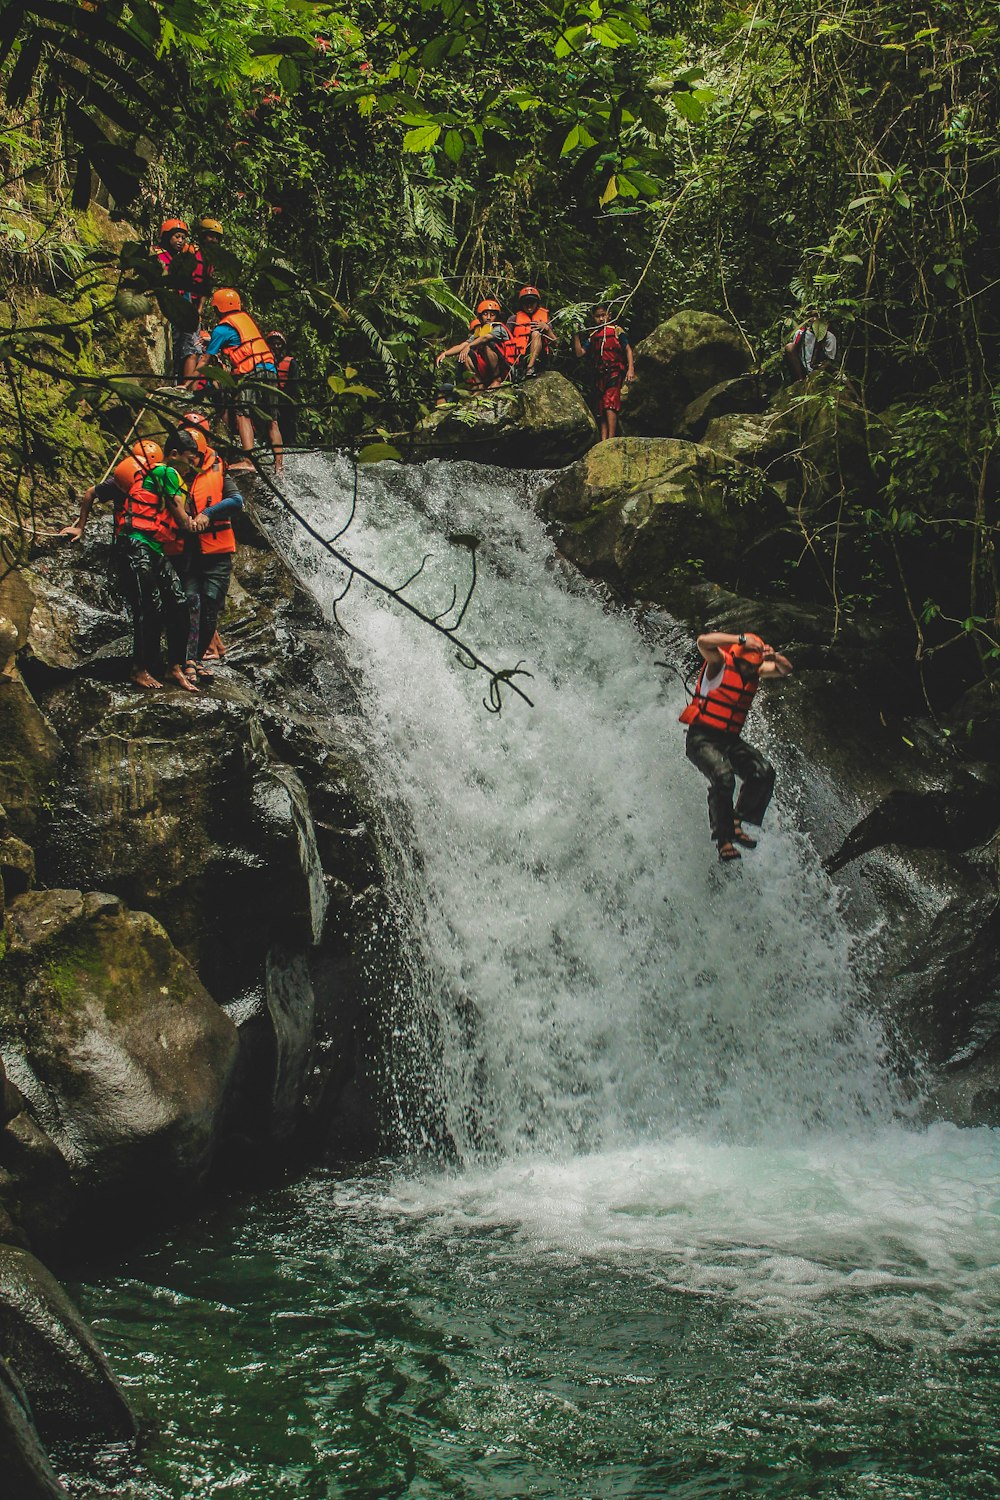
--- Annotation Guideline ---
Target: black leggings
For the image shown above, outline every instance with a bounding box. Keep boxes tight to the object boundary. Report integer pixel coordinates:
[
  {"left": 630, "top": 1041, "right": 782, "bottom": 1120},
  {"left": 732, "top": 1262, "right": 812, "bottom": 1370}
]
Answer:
[
  {"left": 685, "top": 725, "right": 776, "bottom": 845},
  {"left": 183, "top": 553, "right": 233, "bottom": 660},
  {"left": 114, "top": 536, "right": 189, "bottom": 673}
]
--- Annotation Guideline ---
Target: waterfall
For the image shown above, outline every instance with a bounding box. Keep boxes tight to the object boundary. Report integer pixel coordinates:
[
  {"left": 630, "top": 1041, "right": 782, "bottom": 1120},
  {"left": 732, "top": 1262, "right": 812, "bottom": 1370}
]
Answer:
[{"left": 265, "top": 453, "right": 900, "bottom": 1163}]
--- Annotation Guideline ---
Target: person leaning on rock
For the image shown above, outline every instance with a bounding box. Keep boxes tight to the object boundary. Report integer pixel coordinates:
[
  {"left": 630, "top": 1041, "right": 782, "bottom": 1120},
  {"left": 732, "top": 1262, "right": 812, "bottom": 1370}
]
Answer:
[
  {"left": 784, "top": 315, "right": 837, "bottom": 381},
  {"left": 680, "top": 630, "right": 792, "bottom": 862}
]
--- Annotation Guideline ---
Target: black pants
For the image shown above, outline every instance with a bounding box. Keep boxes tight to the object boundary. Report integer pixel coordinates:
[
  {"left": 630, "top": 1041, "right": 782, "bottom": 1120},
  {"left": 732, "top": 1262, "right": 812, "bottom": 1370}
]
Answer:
[
  {"left": 685, "top": 725, "right": 775, "bottom": 845},
  {"left": 183, "top": 552, "right": 233, "bottom": 660},
  {"left": 114, "top": 535, "right": 189, "bottom": 673}
]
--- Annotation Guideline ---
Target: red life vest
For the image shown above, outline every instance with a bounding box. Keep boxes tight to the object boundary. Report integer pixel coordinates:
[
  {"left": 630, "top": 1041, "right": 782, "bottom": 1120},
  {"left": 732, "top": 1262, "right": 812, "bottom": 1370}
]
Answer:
[
  {"left": 218, "top": 312, "right": 275, "bottom": 377},
  {"left": 510, "top": 307, "right": 552, "bottom": 360},
  {"left": 470, "top": 321, "right": 518, "bottom": 371},
  {"left": 587, "top": 323, "right": 627, "bottom": 376},
  {"left": 191, "top": 450, "right": 234, "bottom": 556},
  {"left": 277, "top": 355, "right": 294, "bottom": 389},
  {"left": 117, "top": 475, "right": 180, "bottom": 548},
  {"left": 684, "top": 648, "right": 759, "bottom": 735}
]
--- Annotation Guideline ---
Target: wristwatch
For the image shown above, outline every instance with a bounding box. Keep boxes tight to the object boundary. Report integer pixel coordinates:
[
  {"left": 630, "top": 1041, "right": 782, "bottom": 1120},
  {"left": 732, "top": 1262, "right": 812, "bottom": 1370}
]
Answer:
[{"left": 738, "top": 633, "right": 747, "bottom": 645}]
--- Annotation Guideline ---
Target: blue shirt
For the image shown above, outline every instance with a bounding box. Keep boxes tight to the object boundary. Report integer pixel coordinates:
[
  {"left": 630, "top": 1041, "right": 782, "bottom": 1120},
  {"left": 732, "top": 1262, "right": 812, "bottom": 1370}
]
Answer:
[{"left": 204, "top": 323, "right": 277, "bottom": 373}]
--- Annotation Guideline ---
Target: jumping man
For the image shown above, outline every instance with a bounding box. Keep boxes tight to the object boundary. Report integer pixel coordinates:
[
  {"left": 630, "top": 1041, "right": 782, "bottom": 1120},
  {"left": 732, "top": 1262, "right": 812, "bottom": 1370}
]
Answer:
[{"left": 680, "top": 631, "right": 793, "bottom": 862}]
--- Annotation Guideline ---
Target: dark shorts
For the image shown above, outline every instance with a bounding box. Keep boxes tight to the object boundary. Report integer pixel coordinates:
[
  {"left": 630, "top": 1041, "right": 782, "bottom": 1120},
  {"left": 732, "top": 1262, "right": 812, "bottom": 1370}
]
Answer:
[{"left": 235, "top": 369, "right": 280, "bottom": 419}]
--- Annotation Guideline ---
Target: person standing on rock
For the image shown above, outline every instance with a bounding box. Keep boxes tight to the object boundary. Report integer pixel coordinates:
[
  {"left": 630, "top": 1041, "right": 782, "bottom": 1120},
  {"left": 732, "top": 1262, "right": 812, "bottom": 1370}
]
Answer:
[
  {"left": 198, "top": 288, "right": 283, "bottom": 473},
  {"left": 680, "top": 630, "right": 792, "bottom": 862},
  {"left": 573, "top": 307, "right": 634, "bottom": 441},
  {"left": 784, "top": 315, "right": 837, "bottom": 381},
  {"left": 114, "top": 431, "right": 203, "bottom": 692}
]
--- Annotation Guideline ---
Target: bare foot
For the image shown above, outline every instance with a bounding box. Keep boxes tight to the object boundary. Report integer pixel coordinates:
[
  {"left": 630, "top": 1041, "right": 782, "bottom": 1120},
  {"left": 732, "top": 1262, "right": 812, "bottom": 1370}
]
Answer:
[
  {"left": 130, "top": 668, "right": 162, "bottom": 689},
  {"left": 167, "top": 663, "right": 199, "bottom": 693}
]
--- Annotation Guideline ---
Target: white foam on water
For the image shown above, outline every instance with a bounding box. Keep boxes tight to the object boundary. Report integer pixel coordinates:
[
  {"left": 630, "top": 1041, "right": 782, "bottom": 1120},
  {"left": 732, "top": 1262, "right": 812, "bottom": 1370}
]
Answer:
[{"left": 267, "top": 453, "right": 1000, "bottom": 1330}]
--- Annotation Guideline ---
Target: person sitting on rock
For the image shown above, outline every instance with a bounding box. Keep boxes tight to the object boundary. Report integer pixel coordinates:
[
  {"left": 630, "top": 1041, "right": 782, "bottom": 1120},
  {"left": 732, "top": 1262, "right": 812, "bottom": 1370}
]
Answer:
[
  {"left": 507, "top": 285, "right": 556, "bottom": 379},
  {"left": 198, "top": 288, "right": 283, "bottom": 472},
  {"left": 679, "top": 630, "right": 792, "bottom": 862},
  {"left": 60, "top": 439, "right": 164, "bottom": 542},
  {"left": 784, "top": 315, "right": 837, "bottom": 381},
  {"left": 113, "top": 431, "right": 203, "bottom": 692},
  {"left": 573, "top": 307, "right": 634, "bottom": 441},
  {"left": 435, "top": 299, "right": 515, "bottom": 390}
]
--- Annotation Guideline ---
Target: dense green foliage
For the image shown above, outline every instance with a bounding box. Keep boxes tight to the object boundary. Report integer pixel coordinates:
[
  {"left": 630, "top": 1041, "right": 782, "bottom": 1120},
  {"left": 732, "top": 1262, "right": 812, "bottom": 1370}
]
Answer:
[{"left": 1, "top": 0, "right": 998, "bottom": 706}]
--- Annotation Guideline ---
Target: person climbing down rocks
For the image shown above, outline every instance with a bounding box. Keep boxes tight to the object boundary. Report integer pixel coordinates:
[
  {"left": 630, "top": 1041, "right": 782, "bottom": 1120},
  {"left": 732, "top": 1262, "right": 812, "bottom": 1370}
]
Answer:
[
  {"left": 180, "top": 419, "right": 244, "bottom": 682},
  {"left": 198, "top": 287, "right": 283, "bottom": 472},
  {"left": 680, "top": 630, "right": 792, "bottom": 862},
  {"left": 267, "top": 330, "right": 299, "bottom": 446},
  {"left": 573, "top": 307, "right": 635, "bottom": 441},
  {"left": 784, "top": 314, "right": 838, "bottom": 381},
  {"left": 157, "top": 218, "right": 205, "bottom": 383},
  {"left": 113, "top": 431, "right": 203, "bottom": 691},
  {"left": 60, "top": 439, "right": 163, "bottom": 541},
  {"left": 436, "top": 299, "right": 515, "bottom": 390},
  {"left": 508, "top": 285, "right": 555, "bottom": 378}
]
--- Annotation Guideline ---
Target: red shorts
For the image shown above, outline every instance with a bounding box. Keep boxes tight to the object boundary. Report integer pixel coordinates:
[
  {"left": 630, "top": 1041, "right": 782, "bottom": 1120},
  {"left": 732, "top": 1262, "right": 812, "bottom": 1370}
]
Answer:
[{"left": 596, "top": 380, "right": 623, "bottom": 413}]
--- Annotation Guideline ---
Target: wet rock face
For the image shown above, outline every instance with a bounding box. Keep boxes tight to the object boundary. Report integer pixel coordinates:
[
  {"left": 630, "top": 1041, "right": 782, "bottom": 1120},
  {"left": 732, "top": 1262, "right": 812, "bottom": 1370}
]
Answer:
[
  {"left": 540, "top": 437, "right": 792, "bottom": 598},
  {"left": 0, "top": 1357, "right": 72, "bottom": 1500},
  {"left": 410, "top": 371, "right": 597, "bottom": 467},
  {"left": 0, "top": 1243, "right": 135, "bottom": 1442},
  {"left": 0, "top": 889, "right": 239, "bottom": 1221},
  {"left": 623, "top": 311, "right": 752, "bottom": 437}
]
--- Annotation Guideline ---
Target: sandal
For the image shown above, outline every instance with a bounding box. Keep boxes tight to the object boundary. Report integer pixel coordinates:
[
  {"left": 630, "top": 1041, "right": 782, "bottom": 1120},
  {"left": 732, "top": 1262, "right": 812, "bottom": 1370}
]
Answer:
[
  {"left": 717, "top": 841, "right": 742, "bottom": 862},
  {"left": 732, "top": 821, "right": 758, "bottom": 849},
  {"left": 185, "top": 660, "right": 213, "bottom": 682}
]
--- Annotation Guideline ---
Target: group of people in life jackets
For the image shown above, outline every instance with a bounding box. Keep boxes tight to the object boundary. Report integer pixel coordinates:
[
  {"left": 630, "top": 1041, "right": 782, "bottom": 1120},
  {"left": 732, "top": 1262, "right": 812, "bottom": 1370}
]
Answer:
[
  {"left": 157, "top": 216, "right": 298, "bottom": 467},
  {"left": 60, "top": 413, "right": 243, "bottom": 694},
  {"left": 435, "top": 286, "right": 636, "bottom": 441}
]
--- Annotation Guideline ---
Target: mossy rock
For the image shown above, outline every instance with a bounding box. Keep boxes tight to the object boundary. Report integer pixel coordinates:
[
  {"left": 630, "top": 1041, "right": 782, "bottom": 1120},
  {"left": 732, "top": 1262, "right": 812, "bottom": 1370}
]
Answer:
[
  {"left": 540, "top": 436, "right": 791, "bottom": 597},
  {"left": 410, "top": 371, "right": 597, "bottom": 466},
  {"left": 623, "top": 311, "right": 752, "bottom": 437},
  {"left": 0, "top": 889, "right": 238, "bottom": 1218}
]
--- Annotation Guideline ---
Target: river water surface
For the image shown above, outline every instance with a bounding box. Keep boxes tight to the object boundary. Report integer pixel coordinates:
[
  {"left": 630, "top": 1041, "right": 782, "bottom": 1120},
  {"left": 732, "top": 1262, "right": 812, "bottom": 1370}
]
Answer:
[{"left": 76, "top": 456, "right": 1000, "bottom": 1499}]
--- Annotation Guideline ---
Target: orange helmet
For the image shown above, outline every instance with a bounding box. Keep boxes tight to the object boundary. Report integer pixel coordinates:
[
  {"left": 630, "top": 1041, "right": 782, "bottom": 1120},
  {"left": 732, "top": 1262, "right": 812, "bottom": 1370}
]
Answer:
[
  {"left": 518, "top": 285, "right": 541, "bottom": 301},
  {"left": 211, "top": 287, "right": 242, "bottom": 314},
  {"left": 182, "top": 410, "right": 210, "bottom": 433},
  {"left": 476, "top": 297, "right": 501, "bottom": 317},
  {"left": 196, "top": 217, "right": 224, "bottom": 238},
  {"left": 160, "top": 218, "right": 188, "bottom": 241},
  {"left": 188, "top": 427, "right": 209, "bottom": 455},
  {"left": 732, "top": 642, "right": 765, "bottom": 669},
  {"left": 131, "top": 439, "right": 163, "bottom": 468},
  {"left": 113, "top": 457, "right": 140, "bottom": 491}
]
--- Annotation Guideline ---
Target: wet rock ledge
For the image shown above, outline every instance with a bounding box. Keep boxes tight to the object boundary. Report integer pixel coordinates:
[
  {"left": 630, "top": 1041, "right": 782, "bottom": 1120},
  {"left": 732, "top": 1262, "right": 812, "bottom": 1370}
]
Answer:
[{"left": 0, "top": 492, "right": 398, "bottom": 1490}]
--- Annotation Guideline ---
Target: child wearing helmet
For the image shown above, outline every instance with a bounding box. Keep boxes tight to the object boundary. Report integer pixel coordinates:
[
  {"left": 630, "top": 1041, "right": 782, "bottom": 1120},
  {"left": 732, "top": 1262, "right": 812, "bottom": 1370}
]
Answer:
[
  {"left": 507, "top": 286, "right": 556, "bottom": 378},
  {"left": 573, "top": 306, "right": 635, "bottom": 441},
  {"left": 435, "top": 298, "right": 515, "bottom": 390}
]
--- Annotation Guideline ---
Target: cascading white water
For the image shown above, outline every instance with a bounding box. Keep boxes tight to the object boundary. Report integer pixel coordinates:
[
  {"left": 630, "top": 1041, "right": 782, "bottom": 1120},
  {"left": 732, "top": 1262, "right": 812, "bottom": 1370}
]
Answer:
[{"left": 267, "top": 453, "right": 899, "bottom": 1162}]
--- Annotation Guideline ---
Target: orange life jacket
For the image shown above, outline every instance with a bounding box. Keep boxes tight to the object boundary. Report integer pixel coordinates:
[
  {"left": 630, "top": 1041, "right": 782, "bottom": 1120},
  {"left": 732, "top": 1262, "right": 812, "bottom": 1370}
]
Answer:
[
  {"left": 217, "top": 312, "right": 275, "bottom": 377},
  {"left": 277, "top": 355, "right": 294, "bottom": 389},
  {"left": 510, "top": 306, "right": 552, "bottom": 359},
  {"left": 473, "top": 320, "right": 518, "bottom": 369},
  {"left": 117, "top": 475, "right": 179, "bottom": 548},
  {"left": 191, "top": 450, "right": 235, "bottom": 556},
  {"left": 682, "top": 648, "right": 759, "bottom": 735}
]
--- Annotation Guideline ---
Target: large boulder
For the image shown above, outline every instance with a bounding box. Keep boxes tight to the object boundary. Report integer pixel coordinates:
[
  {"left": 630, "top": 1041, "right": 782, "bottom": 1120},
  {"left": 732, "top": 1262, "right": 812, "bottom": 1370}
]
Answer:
[
  {"left": 0, "top": 1243, "right": 135, "bottom": 1441},
  {"left": 540, "top": 436, "right": 791, "bottom": 598},
  {"left": 0, "top": 889, "right": 238, "bottom": 1223},
  {"left": 705, "top": 375, "right": 877, "bottom": 511},
  {"left": 623, "top": 311, "right": 752, "bottom": 436},
  {"left": 0, "top": 673, "right": 60, "bottom": 842},
  {"left": 0, "top": 1357, "right": 72, "bottom": 1500},
  {"left": 409, "top": 371, "right": 597, "bottom": 467}
]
